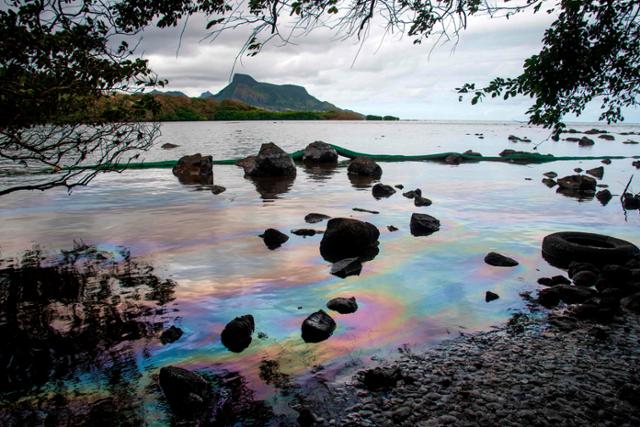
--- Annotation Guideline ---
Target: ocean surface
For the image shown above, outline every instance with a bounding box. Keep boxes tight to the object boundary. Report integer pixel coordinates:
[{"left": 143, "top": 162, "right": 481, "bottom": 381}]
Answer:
[{"left": 1, "top": 120, "right": 640, "bottom": 424}]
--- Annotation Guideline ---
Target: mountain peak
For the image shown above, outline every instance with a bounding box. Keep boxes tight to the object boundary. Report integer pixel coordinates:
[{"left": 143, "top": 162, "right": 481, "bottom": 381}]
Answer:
[
  {"left": 201, "top": 74, "right": 338, "bottom": 112},
  {"left": 232, "top": 73, "right": 257, "bottom": 84}
]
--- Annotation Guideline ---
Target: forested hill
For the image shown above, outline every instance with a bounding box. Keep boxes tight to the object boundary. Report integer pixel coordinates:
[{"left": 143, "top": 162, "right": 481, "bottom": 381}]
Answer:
[{"left": 200, "top": 74, "right": 340, "bottom": 112}]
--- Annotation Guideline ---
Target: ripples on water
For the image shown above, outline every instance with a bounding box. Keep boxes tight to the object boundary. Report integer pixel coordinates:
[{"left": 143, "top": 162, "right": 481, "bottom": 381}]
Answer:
[{"left": 1, "top": 120, "right": 639, "bottom": 425}]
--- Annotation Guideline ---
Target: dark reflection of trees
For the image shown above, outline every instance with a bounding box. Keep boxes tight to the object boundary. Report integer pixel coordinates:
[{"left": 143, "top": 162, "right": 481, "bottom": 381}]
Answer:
[
  {"left": 247, "top": 175, "right": 296, "bottom": 199},
  {"left": 0, "top": 242, "right": 176, "bottom": 425}
]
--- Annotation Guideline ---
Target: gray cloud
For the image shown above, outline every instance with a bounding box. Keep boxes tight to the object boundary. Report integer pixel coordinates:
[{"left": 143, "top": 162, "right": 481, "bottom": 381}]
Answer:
[{"left": 135, "top": 9, "right": 639, "bottom": 122}]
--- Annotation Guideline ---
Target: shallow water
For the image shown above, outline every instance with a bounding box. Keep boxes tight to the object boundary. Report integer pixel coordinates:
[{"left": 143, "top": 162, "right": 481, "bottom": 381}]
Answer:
[{"left": 1, "top": 120, "right": 640, "bottom": 424}]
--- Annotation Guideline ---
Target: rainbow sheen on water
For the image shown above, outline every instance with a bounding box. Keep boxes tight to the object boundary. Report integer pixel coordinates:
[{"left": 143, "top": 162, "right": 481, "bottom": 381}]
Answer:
[{"left": 1, "top": 121, "right": 639, "bottom": 424}]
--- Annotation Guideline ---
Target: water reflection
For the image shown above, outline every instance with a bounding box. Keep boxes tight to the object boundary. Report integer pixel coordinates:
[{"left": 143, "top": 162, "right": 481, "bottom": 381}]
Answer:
[
  {"left": 248, "top": 175, "right": 296, "bottom": 199},
  {"left": 300, "top": 162, "right": 339, "bottom": 182},
  {"left": 0, "top": 243, "right": 176, "bottom": 424},
  {"left": 348, "top": 173, "right": 378, "bottom": 189}
]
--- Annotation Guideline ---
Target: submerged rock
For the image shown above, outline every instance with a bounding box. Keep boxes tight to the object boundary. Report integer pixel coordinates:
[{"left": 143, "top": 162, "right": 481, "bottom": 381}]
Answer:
[
  {"left": 302, "top": 141, "right": 338, "bottom": 164},
  {"left": 320, "top": 218, "right": 380, "bottom": 262},
  {"left": 291, "top": 229, "right": 319, "bottom": 237},
  {"left": 348, "top": 156, "right": 382, "bottom": 178},
  {"left": 410, "top": 213, "right": 440, "bottom": 236},
  {"left": 161, "top": 143, "right": 180, "bottom": 149},
  {"left": 160, "top": 326, "right": 183, "bottom": 344},
  {"left": 542, "top": 178, "right": 557, "bottom": 188},
  {"left": 372, "top": 183, "right": 396, "bottom": 199},
  {"left": 244, "top": 143, "right": 297, "bottom": 177},
  {"left": 543, "top": 171, "right": 558, "bottom": 178},
  {"left": 556, "top": 174, "right": 597, "bottom": 196},
  {"left": 579, "top": 137, "right": 595, "bottom": 146},
  {"left": 211, "top": 185, "right": 226, "bottom": 195},
  {"left": 602, "top": 159, "right": 612, "bottom": 164},
  {"left": 444, "top": 153, "right": 463, "bottom": 165},
  {"left": 596, "top": 189, "right": 612, "bottom": 205},
  {"left": 484, "top": 252, "right": 519, "bottom": 267},
  {"left": 159, "top": 366, "right": 212, "bottom": 417},
  {"left": 586, "top": 166, "right": 604, "bottom": 179},
  {"left": 623, "top": 193, "right": 640, "bottom": 210},
  {"left": 572, "top": 270, "right": 598, "bottom": 287},
  {"left": 599, "top": 134, "right": 615, "bottom": 141},
  {"left": 330, "top": 258, "right": 362, "bottom": 278},
  {"left": 414, "top": 195, "right": 432, "bottom": 207},
  {"left": 485, "top": 291, "right": 500, "bottom": 302},
  {"left": 352, "top": 207, "right": 379, "bottom": 214},
  {"left": 259, "top": 229, "right": 289, "bottom": 250},
  {"left": 172, "top": 153, "right": 213, "bottom": 185},
  {"left": 326, "top": 296, "right": 358, "bottom": 314},
  {"left": 220, "top": 314, "right": 255, "bottom": 353},
  {"left": 403, "top": 189, "right": 421, "bottom": 199},
  {"left": 305, "top": 213, "right": 331, "bottom": 224},
  {"left": 301, "top": 310, "right": 336, "bottom": 343}
]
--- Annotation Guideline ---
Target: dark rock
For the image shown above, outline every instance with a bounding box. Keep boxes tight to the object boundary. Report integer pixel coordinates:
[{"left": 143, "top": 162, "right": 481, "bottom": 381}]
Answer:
[
  {"left": 305, "top": 213, "right": 331, "bottom": 224},
  {"left": 508, "top": 135, "right": 531, "bottom": 143},
  {"left": 579, "top": 137, "right": 595, "bottom": 146},
  {"left": 372, "top": 183, "right": 396, "bottom": 199},
  {"left": 160, "top": 326, "right": 183, "bottom": 344},
  {"left": 538, "top": 287, "right": 561, "bottom": 308},
  {"left": 633, "top": 160, "right": 640, "bottom": 169},
  {"left": 348, "top": 156, "right": 382, "bottom": 178},
  {"left": 387, "top": 225, "right": 398, "bottom": 232},
  {"left": 301, "top": 310, "right": 336, "bottom": 343},
  {"left": 352, "top": 207, "right": 379, "bottom": 214},
  {"left": 574, "top": 168, "right": 583, "bottom": 173},
  {"left": 623, "top": 193, "right": 640, "bottom": 210},
  {"left": 568, "top": 262, "right": 600, "bottom": 279},
  {"left": 291, "top": 229, "right": 319, "bottom": 237},
  {"left": 601, "top": 159, "right": 612, "bottom": 164},
  {"left": 172, "top": 153, "right": 213, "bottom": 185},
  {"left": 463, "top": 149, "right": 482, "bottom": 157},
  {"left": 326, "top": 296, "right": 358, "bottom": 314},
  {"left": 623, "top": 139, "right": 640, "bottom": 145},
  {"left": 598, "top": 134, "right": 615, "bottom": 141},
  {"left": 220, "top": 314, "right": 255, "bottom": 352},
  {"left": 402, "top": 189, "right": 420, "bottom": 199},
  {"left": 259, "top": 229, "right": 289, "bottom": 250},
  {"left": 330, "top": 258, "right": 362, "bottom": 278},
  {"left": 161, "top": 143, "right": 180, "bottom": 149},
  {"left": 236, "top": 155, "right": 256, "bottom": 170},
  {"left": 543, "top": 171, "right": 558, "bottom": 178},
  {"left": 542, "top": 178, "right": 557, "bottom": 188},
  {"left": 618, "top": 384, "right": 640, "bottom": 406},
  {"left": 410, "top": 213, "right": 440, "bottom": 236},
  {"left": 320, "top": 218, "right": 380, "bottom": 262},
  {"left": 244, "top": 143, "right": 296, "bottom": 177},
  {"left": 596, "top": 189, "right": 612, "bottom": 205},
  {"left": 257, "top": 332, "right": 268, "bottom": 339},
  {"left": 484, "top": 252, "right": 519, "bottom": 267},
  {"left": 556, "top": 285, "right": 597, "bottom": 304},
  {"left": 485, "top": 291, "right": 500, "bottom": 302},
  {"left": 601, "top": 265, "right": 632, "bottom": 283},
  {"left": 414, "top": 195, "right": 432, "bottom": 207},
  {"left": 395, "top": 184, "right": 404, "bottom": 189},
  {"left": 444, "top": 153, "right": 462, "bottom": 165},
  {"left": 159, "top": 366, "right": 211, "bottom": 417},
  {"left": 302, "top": 141, "right": 338, "bottom": 164},
  {"left": 565, "top": 128, "right": 579, "bottom": 133},
  {"left": 570, "top": 303, "right": 615, "bottom": 322},
  {"left": 211, "top": 185, "right": 226, "bottom": 195},
  {"left": 297, "top": 407, "right": 318, "bottom": 427},
  {"left": 360, "top": 367, "right": 402, "bottom": 391},
  {"left": 537, "top": 275, "right": 571, "bottom": 286},
  {"left": 586, "top": 166, "right": 604, "bottom": 179},
  {"left": 556, "top": 175, "right": 597, "bottom": 194},
  {"left": 572, "top": 270, "right": 598, "bottom": 287},
  {"left": 565, "top": 137, "right": 581, "bottom": 142},
  {"left": 584, "top": 128, "right": 607, "bottom": 135}
]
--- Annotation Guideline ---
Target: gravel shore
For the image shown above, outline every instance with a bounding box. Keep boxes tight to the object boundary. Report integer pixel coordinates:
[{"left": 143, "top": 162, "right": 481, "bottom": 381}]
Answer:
[{"left": 306, "top": 310, "right": 640, "bottom": 426}]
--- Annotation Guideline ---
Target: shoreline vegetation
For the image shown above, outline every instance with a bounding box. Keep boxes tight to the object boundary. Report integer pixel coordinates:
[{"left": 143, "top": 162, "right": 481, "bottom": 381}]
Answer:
[{"left": 103, "top": 93, "right": 400, "bottom": 122}]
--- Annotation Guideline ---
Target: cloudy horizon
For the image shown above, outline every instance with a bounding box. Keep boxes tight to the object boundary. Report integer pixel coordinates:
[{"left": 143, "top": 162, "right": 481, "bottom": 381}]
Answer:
[{"left": 137, "top": 10, "right": 640, "bottom": 123}]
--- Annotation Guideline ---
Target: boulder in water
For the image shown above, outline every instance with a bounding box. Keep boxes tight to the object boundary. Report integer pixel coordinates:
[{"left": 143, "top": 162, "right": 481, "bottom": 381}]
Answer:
[
  {"left": 159, "top": 366, "right": 212, "bottom": 417},
  {"left": 172, "top": 153, "right": 213, "bottom": 185},
  {"left": 301, "top": 310, "right": 336, "bottom": 343},
  {"left": 220, "top": 315, "right": 255, "bottom": 352},
  {"left": 410, "top": 213, "right": 440, "bottom": 236},
  {"left": 302, "top": 141, "right": 338, "bottom": 164},
  {"left": 326, "top": 296, "right": 358, "bottom": 314},
  {"left": 348, "top": 156, "right": 382, "bottom": 178},
  {"left": 259, "top": 229, "right": 289, "bottom": 250},
  {"left": 243, "top": 143, "right": 296, "bottom": 177},
  {"left": 372, "top": 183, "right": 396, "bottom": 199},
  {"left": 320, "top": 218, "right": 380, "bottom": 262}
]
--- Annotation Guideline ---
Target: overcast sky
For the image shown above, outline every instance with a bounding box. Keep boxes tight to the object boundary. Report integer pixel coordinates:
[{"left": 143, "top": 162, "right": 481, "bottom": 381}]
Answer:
[{"left": 137, "top": 9, "right": 640, "bottom": 123}]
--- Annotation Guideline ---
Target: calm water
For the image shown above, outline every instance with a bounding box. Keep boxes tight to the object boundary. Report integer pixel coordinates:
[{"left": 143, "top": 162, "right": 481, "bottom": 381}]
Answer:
[{"left": 1, "top": 120, "right": 640, "bottom": 424}]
